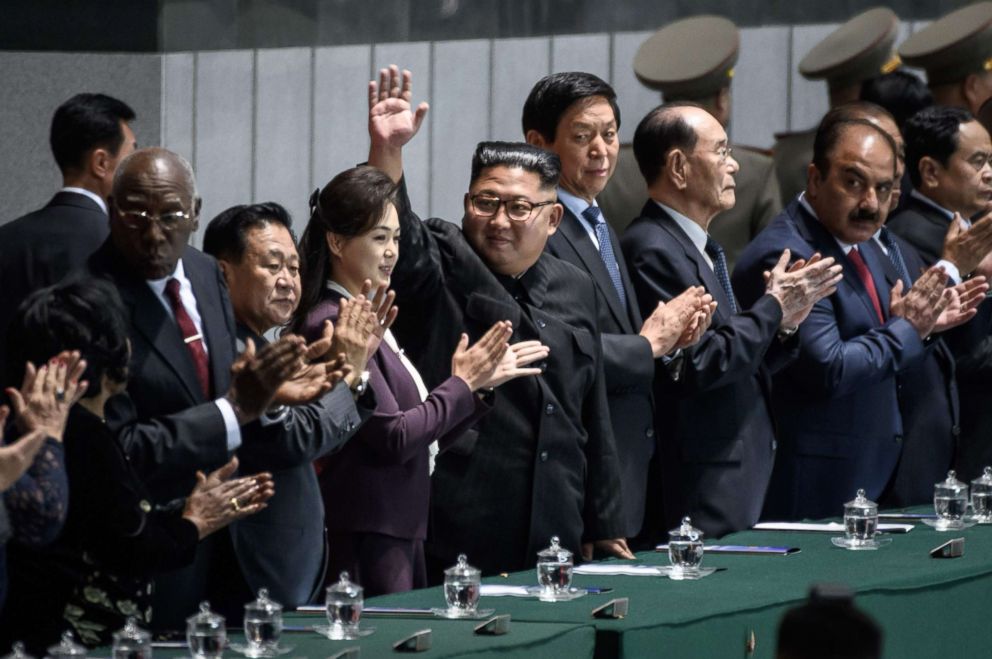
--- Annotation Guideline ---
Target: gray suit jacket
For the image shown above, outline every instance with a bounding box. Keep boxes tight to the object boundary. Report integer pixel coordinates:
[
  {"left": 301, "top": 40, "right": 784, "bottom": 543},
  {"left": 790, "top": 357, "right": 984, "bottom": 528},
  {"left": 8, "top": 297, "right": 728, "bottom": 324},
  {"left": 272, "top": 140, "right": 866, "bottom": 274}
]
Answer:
[{"left": 232, "top": 324, "right": 374, "bottom": 606}]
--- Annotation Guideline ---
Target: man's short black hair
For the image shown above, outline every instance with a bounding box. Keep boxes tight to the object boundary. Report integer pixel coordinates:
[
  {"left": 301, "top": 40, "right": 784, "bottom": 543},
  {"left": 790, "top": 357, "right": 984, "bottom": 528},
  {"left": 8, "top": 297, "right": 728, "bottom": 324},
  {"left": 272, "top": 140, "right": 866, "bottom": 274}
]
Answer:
[
  {"left": 203, "top": 202, "right": 295, "bottom": 263},
  {"left": 470, "top": 141, "right": 561, "bottom": 190},
  {"left": 521, "top": 72, "right": 621, "bottom": 142},
  {"left": 632, "top": 102, "right": 701, "bottom": 187},
  {"left": 6, "top": 278, "right": 130, "bottom": 398},
  {"left": 903, "top": 106, "right": 975, "bottom": 188},
  {"left": 50, "top": 93, "right": 135, "bottom": 175},
  {"left": 812, "top": 109, "right": 898, "bottom": 179},
  {"left": 859, "top": 69, "right": 933, "bottom": 130}
]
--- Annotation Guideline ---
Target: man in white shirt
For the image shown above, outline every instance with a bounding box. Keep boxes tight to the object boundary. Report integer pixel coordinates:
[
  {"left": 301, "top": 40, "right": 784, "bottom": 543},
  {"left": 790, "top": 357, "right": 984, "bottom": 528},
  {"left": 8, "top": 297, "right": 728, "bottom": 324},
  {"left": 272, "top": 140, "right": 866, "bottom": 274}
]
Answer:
[{"left": 0, "top": 93, "right": 137, "bottom": 388}]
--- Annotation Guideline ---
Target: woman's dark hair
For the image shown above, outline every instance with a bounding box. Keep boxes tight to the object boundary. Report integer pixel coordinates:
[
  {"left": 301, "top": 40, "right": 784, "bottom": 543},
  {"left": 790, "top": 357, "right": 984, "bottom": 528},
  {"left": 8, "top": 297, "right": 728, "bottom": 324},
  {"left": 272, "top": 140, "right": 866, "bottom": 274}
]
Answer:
[
  {"left": 291, "top": 166, "right": 397, "bottom": 332},
  {"left": 6, "top": 278, "right": 130, "bottom": 398}
]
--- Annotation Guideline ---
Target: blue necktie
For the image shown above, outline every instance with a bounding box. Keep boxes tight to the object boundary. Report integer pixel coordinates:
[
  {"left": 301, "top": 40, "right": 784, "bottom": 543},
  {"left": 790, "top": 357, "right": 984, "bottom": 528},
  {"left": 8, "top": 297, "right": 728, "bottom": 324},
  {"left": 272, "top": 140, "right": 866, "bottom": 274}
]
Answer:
[
  {"left": 582, "top": 205, "right": 627, "bottom": 309},
  {"left": 878, "top": 228, "right": 913, "bottom": 286},
  {"left": 705, "top": 236, "right": 738, "bottom": 314}
]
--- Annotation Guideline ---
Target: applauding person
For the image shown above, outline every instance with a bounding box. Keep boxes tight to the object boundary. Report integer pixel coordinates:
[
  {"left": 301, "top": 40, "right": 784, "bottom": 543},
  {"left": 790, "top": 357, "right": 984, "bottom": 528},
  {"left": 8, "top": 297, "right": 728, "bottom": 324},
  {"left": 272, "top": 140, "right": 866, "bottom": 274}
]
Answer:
[{"left": 292, "top": 166, "right": 547, "bottom": 595}]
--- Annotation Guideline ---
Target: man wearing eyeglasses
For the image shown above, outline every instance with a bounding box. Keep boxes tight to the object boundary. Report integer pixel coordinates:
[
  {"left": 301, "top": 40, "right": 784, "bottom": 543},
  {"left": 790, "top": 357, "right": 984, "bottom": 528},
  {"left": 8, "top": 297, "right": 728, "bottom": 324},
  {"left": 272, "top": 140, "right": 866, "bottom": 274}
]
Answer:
[
  {"left": 521, "top": 72, "right": 713, "bottom": 545},
  {"left": 621, "top": 103, "right": 844, "bottom": 537},
  {"left": 365, "top": 66, "right": 628, "bottom": 575},
  {"left": 82, "top": 147, "right": 370, "bottom": 628}
]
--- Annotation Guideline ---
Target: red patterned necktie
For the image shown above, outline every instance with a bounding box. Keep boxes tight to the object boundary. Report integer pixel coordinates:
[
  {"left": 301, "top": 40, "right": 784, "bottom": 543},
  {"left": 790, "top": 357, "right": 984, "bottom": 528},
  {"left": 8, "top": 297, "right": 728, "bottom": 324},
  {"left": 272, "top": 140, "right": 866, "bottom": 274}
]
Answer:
[
  {"left": 164, "top": 278, "right": 211, "bottom": 398},
  {"left": 847, "top": 247, "right": 884, "bottom": 324}
]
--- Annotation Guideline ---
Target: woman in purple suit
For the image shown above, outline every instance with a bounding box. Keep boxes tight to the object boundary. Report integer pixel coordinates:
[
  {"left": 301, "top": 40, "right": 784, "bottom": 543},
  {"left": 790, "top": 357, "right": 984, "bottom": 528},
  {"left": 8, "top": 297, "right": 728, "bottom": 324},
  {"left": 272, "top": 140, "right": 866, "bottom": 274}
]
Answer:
[{"left": 292, "top": 166, "right": 547, "bottom": 595}]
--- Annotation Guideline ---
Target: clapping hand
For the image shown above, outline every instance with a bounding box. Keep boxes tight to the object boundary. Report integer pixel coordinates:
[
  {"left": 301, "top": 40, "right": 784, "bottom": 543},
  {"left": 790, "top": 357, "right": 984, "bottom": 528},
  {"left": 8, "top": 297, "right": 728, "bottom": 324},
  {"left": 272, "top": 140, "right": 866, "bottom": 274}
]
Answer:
[
  {"left": 273, "top": 321, "right": 352, "bottom": 406},
  {"left": 183, "top": 456, "right": 275, "bottom": 540},
  {"left": 889, "top": 266, "right": 951, "bottom": 338},
  {"left": 764, "top": 250, "right": 843, "bottom": 328},
  {"left": 227, "top": 336, "right": 306, "bottom": 423},
  {"left": 7, "top": 351, "right": 87, "bottom": 442}
]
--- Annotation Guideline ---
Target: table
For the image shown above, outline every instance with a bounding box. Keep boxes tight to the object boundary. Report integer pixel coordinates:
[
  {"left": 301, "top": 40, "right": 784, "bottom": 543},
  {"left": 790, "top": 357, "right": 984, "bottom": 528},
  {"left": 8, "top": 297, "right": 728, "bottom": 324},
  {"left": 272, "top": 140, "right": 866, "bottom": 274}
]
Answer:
[
  {"left": 136, "top": 617, "right": 595, "bottom": 658},
  {"left": 372, "top": 513, "right": 992, "bottom": 658}
]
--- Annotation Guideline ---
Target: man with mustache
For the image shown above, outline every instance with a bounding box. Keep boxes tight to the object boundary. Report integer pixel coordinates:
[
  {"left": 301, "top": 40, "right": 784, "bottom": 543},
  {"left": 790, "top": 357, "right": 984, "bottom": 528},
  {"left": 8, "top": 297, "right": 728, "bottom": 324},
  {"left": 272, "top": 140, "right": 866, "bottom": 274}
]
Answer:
[
  {"left": 734, "top": 108, "right": 986, "bottom": 520},
  {"left": 888, "top": 105, "right": 992, "bottom": 479}
]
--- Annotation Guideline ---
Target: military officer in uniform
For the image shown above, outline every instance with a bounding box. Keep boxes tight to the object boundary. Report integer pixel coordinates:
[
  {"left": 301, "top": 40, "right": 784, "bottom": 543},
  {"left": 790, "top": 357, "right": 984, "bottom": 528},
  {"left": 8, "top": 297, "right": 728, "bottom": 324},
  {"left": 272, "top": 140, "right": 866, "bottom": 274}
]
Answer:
[
  {"left": 598, "top": 16, "right": 781, "bottom": 270},
  {"left": 773, "top": 8, "right": 902, "bottom": 208},
  {"left": 899, "top": 2, "right": 992, "bottom": 115}
]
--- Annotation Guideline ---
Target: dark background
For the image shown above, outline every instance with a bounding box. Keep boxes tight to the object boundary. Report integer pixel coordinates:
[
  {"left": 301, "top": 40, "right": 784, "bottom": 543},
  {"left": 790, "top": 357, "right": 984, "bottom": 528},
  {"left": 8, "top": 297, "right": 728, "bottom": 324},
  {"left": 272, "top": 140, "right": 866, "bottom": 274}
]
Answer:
[{"left": 0, "top": 0, "right": 971, "bottom": 52}]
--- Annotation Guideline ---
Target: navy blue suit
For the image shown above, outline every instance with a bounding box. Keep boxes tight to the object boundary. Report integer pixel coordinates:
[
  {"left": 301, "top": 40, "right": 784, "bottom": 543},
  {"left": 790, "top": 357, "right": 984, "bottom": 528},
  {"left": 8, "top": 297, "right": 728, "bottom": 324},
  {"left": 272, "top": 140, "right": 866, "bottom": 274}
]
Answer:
[
  {"left": 733, "top": 201, "right": 929, "bottom": 520},
  {"left": 621, "top": 200, "right": 794, "bottom": 538}
]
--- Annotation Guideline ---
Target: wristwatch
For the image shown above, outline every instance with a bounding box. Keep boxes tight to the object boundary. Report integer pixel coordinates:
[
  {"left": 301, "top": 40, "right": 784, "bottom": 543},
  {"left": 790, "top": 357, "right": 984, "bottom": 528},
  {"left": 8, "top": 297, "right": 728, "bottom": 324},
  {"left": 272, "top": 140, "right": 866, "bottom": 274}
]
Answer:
[{"left": 352, "top": 370, "right": 370, "bottom": 396}]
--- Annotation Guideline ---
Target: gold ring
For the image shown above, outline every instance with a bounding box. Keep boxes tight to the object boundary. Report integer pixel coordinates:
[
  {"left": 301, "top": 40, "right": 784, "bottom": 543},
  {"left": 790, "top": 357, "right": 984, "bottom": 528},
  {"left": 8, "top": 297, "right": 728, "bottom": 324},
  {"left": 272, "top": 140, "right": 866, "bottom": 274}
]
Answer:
[{"left": 230, "top": 497, "right": 241, "bottom": 512}]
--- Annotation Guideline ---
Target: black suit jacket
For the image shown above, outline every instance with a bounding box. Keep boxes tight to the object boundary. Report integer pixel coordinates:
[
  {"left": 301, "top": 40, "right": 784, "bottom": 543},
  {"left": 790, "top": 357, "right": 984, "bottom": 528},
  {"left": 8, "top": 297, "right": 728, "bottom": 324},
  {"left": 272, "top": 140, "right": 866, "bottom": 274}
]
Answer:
[
  {"left": 886, "top": 193, "right": 951, "bottom": 265},
  {"left": 85, "top": 240, "right": 371, "bottom": 621},
  {"left": 545, "top": 204, "right": 655, "bottom": 537},
  {"left": 888, "top": 195, "right": 992, "bottom": 480},
  {"left": 621, "top": 200, "right": 793, "bottom": 538},
  {"left": 0, "top": 191, "right": 109, "bottom": 386},
  {"left": 389, "top": 183, "right": 623, "bottom": 575},
  {"left": 866, "top": 234, "right": 958, "bottom": 506}
]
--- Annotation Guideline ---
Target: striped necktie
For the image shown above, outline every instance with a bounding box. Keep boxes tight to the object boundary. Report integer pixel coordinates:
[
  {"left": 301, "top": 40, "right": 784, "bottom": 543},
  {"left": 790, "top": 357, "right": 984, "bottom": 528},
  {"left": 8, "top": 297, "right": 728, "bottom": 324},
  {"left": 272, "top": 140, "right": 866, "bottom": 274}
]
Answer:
[{"left": 582, "top": 205, "right": 627, "bottom": 309}]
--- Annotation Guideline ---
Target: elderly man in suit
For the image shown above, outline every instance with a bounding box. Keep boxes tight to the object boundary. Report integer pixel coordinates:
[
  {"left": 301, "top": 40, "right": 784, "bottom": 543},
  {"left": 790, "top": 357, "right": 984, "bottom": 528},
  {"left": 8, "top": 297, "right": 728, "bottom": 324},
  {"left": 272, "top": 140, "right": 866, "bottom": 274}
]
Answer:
[
  {"left": 0, "top": 93, "right": 136, "bottom": 387},
  {"left": 887, "top": 105, "right": 992, "bottom": 479},
  {"left": 202, "top": 201, "right": 379, "bottom": 607},
  {"left": 620, "top": 103, "right": 842, "bottom": 537},
  {"left": 734, "top": 109, "right": 985, "bottom": 520},
  {"left": 86, "top": 148, "right": 371, "bottom": 626},
  {"left": 364, "top": 66, "right": 632, "bottom": 574},
  {"left": 521, "top": 71, "right": 713, "bottom": 543},
  {"left": 598, "top": 16, "right": 781, "bottom": 270}
]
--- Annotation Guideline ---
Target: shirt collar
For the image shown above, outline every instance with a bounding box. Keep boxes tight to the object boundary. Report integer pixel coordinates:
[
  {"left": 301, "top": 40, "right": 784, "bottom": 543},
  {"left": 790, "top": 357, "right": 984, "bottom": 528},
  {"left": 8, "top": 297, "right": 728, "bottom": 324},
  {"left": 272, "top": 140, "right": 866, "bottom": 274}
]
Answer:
[
  {"left": 325, "top": 279, "right": 354, "bottom": 299},
  {"left": 798, "top": 192, "right": 856, "bottom": 254},
  {"left": 910, "top": 189, "right": 957, "bottom": 221},
  {"left": 654, "top": 199, "right": 708, "bottom": 256},
  {"left": 61, "top": 186, "right": 108, "bottom": 215},
  {"left": 557, "top": 187, "right": 596, "bottom": 225},
  {"left": 146, "top": 259, "right": 187, "bottom": 296}
]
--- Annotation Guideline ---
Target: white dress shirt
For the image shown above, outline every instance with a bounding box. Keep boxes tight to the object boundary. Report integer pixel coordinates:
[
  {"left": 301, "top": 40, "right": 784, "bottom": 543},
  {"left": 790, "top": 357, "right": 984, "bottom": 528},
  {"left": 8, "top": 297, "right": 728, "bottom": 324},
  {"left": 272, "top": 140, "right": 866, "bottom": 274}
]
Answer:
[
  {"left": 61, "top": 186, "right": 108, "bottom": 215},
  {"left": 558, "top": 187, "right": 602, "bottom": 249},
  {"left": 146, "top": 259, "right": 242, "bottom": 451}
]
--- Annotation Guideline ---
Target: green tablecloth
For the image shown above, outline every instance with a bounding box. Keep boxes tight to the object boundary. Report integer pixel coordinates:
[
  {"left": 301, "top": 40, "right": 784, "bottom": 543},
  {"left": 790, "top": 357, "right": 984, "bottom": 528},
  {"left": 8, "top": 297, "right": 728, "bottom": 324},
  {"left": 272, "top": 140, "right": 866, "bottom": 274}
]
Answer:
[
  {"left": 372, "top": 513, "right": 992, "bottom": 658},
  {"left": 129, "top": 618, "right": 595, "bottom": 658}
]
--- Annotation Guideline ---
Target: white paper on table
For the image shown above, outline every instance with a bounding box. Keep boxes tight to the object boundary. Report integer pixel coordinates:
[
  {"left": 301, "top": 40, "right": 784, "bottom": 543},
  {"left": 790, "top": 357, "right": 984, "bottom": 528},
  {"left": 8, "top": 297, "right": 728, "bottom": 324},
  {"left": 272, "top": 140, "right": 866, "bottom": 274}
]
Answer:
[
  {"left": 479, "top": 584, "right": 535, "bottom": 597},
  {"left": 753, "top": 522, "right": 914, "bottom": 533},
  {"left": 573, "top": 564, "right": 664, "bottom": 576}
]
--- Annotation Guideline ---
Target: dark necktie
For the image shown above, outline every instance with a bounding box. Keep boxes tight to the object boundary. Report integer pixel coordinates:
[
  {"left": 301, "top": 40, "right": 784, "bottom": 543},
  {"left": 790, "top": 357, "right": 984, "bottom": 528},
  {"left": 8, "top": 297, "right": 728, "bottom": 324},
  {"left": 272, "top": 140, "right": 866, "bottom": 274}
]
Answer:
[
  {"left": 582, "top": 205, "right": 627, "bottom": 309},
  {"left": 704, "top": 236, "right": 738, "bottom": 314},
  {"left": 847, "top": 247, "right": 885, "bottom": 324},
  {"left": 164, "top": 278, "right": 211, "bottom": 398},
  {"left": 878, "top": 228, "right": 913, "bottom": 286}
]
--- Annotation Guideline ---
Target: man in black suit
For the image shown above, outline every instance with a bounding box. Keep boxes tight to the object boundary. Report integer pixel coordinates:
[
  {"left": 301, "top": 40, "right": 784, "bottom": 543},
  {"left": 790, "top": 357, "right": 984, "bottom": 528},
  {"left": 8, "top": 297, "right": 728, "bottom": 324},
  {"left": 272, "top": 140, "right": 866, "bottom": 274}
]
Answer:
[
  {"left": 87, "top": 148, "right": 369, "bottom": 626},
  {"left": 203, "top": 201, "right": 377, "bottom": 607},
  {"left": 620, "top": 103, "right": 842, "bottom": 537},
  {"left": 0, "top": 93, "right": 136, "bottom": 387},
  {"left": 521, "top": 72, "right": 713, "bottom": 541},
  {"left": 365, "top": 66, "right": 629, "bottom": 573},
  {"left": 888, "top": 106, "right": 992, "bottom": 479}
]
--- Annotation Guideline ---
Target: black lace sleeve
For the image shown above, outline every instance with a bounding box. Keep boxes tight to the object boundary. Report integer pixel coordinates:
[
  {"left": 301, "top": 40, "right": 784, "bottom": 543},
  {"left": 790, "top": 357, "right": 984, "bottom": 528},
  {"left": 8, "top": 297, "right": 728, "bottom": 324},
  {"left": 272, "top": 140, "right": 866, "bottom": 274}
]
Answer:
[{"left": 5, "top": 437, "right": 68, "bottom": 547}]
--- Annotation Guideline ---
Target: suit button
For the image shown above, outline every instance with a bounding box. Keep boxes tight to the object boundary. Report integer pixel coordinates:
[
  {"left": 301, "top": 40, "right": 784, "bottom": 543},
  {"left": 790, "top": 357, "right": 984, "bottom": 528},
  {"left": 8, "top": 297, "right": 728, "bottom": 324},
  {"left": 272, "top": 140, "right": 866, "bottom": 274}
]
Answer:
[
  {"left": 537, "top": 319, "right": 547, "bottom": 328},
  {"left": 771, "top": 440, "right": 778, "bottom": 451},
  {"left": 540, "top": 450, "right": 549, "bottom": 462},
  {"left": 894, "top": 435, "right": 903, "bottom": 444},
  {"left": 539, "top": 361, "right": 548, "bottom": 371},
  {"left": 645, "top": 428, "right": 654, "bottom": 438},
  {"left": 545, "top": 403, "right": 555, "bottom": 415},
  {"left": 952, "top": 425, "right": 961, "bottom": 437}
]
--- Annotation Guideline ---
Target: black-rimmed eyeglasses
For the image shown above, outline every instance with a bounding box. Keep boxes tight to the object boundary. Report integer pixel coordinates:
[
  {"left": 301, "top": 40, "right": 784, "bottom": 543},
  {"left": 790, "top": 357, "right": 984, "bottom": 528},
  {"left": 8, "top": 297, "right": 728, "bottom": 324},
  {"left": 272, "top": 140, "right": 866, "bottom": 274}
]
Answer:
[{"left": 469, "top": 194, "right": 554, "bottom": 222}]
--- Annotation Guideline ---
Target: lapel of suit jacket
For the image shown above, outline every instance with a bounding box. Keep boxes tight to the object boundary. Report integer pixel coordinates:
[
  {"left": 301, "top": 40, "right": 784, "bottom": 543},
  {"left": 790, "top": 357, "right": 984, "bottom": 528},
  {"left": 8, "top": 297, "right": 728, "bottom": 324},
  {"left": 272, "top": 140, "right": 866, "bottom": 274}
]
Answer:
[
  {"left": 793, "top": 204, "right": 888, "bottom": 323},
  {"left": 184, "top": 249, "right": 233, "bottom": 392},
  {"left": 557, "top": 206, "right": 635, "bottom": 333},
  {"left": 119, "top": 264, "right": 206, "bottom": 403},
  {"left": 643, "top": 201, "right": 734, "bottom": 324}
]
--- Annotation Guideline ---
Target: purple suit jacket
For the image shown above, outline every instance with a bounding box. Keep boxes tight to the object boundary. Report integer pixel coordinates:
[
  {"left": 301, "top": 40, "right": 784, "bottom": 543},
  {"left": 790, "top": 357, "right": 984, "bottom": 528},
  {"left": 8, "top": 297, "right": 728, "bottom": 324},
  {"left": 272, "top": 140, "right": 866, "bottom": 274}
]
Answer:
[{"left": 303, "top": 291, "right": 490, "bottom": 540}]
